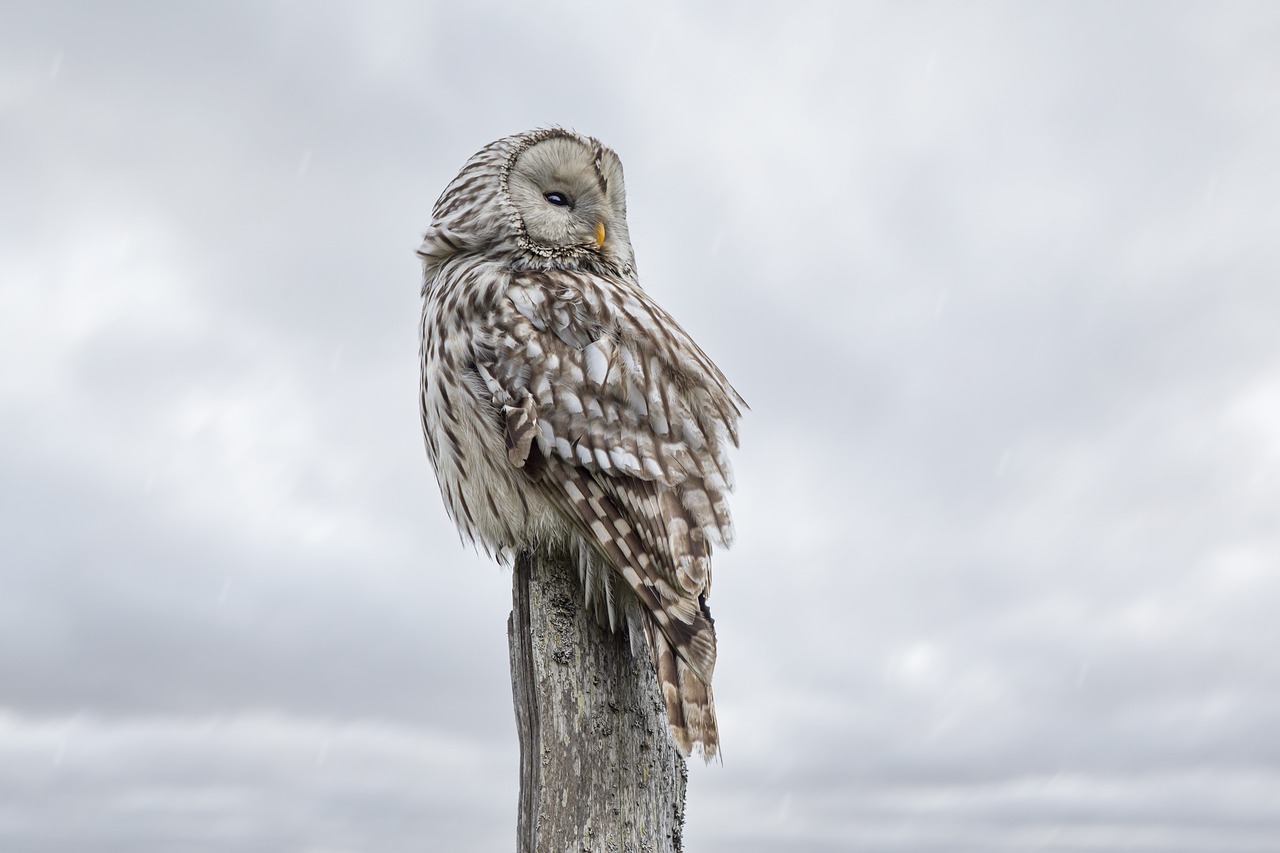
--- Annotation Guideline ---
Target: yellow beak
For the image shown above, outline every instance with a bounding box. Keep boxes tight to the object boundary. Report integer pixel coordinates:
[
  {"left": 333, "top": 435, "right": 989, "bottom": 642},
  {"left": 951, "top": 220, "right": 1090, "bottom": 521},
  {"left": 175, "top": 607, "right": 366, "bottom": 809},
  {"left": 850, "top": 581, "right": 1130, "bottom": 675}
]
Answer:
[{"left": 595, "top": 222, "right": 606, "bottom": 248}]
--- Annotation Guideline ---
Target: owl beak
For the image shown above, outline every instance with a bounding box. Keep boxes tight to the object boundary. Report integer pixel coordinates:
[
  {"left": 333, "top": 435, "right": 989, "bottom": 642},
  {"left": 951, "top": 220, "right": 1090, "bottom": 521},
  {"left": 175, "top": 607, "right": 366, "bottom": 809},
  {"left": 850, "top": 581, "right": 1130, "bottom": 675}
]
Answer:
[{"left": 595, "top": 222, "right": 606, "bottom": 248}]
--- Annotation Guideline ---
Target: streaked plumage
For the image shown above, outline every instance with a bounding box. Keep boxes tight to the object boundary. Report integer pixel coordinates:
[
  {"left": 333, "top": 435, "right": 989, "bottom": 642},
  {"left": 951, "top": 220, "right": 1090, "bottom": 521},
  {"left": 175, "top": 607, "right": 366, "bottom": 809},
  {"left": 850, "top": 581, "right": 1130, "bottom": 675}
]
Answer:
[{"left": 418, "top": 128, "right": 743, "bottom": 759}]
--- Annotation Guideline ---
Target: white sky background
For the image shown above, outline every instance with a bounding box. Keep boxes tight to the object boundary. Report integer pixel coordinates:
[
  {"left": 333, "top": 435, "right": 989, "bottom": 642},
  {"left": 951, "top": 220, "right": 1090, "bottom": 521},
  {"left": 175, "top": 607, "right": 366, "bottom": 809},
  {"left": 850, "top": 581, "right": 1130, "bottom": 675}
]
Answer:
[{"left": 3, "top": 1, "right": 1280, "bottom": 850}]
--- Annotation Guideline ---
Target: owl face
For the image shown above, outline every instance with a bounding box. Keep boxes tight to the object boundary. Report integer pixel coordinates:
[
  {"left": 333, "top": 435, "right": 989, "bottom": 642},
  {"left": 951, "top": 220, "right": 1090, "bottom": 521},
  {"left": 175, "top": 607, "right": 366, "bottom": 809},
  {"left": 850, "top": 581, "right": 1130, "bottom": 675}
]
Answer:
[
  {"left": 504, "top": 133, "right": 634, "bottom": 274},
  {"left": 420, "top": 129, "right": 637, "bottom": 282}
]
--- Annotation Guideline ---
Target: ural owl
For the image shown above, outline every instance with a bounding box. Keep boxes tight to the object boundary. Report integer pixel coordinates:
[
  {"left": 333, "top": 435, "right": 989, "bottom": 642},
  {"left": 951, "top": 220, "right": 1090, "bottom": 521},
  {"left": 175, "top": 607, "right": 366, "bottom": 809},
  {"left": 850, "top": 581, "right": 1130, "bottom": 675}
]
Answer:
[{"left": 418, "top": 128, "right": 743, "bottom": 759}]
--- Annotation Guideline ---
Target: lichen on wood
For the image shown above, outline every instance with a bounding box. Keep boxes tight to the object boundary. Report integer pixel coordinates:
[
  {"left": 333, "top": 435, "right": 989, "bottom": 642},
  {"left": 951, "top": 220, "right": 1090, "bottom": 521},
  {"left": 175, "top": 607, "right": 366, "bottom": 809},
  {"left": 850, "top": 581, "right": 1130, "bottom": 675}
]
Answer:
[{"left": 508, "top": 548, "right": 687, "bottom": 853}]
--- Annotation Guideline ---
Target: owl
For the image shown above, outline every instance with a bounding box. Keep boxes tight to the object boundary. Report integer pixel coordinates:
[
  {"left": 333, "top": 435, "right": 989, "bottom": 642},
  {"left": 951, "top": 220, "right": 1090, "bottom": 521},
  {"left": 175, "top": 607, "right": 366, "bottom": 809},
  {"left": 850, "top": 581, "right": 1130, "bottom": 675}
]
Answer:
[{"left": 418, "top": 128, "right": 743, "bottom": 759}]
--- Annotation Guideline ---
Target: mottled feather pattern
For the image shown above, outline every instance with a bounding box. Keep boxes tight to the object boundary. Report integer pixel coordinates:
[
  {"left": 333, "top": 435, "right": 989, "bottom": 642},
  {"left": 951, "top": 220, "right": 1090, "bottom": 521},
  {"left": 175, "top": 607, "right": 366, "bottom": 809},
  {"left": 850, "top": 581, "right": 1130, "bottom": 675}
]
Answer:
[{"left": 419, "top": 128, "right": 742, "bottom": 759}]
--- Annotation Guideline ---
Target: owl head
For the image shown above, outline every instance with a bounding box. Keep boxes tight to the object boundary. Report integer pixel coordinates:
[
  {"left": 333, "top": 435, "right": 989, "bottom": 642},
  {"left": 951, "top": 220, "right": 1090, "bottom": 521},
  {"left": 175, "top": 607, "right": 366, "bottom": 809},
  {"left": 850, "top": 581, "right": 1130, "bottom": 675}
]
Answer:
[{"left": 421, "top": 129, "right": 636, "bottom": 280}]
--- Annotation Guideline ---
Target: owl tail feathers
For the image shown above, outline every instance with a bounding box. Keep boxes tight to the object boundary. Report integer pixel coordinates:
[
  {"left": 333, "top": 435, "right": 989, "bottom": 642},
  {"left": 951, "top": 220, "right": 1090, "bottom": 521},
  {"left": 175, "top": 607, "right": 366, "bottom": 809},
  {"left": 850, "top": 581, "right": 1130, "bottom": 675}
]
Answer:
[{"left": 645, "top": 613, "right": 720, "bottom": 762}]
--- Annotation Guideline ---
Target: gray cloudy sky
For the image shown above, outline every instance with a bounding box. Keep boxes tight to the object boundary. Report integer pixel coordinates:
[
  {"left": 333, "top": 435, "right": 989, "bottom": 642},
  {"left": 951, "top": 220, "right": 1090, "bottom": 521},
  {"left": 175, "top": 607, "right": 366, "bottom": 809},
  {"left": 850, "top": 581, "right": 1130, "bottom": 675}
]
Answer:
[{"left": 3, "top": 1, "right": 1280, "bottom": 850}]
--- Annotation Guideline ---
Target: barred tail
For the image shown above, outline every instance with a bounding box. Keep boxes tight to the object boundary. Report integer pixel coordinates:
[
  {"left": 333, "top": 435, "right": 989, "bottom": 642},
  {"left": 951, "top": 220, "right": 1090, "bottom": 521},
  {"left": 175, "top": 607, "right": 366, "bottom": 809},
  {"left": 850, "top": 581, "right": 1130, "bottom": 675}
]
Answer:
[{"left": 644, "top": 611, "right": 719, "bottom": 761}]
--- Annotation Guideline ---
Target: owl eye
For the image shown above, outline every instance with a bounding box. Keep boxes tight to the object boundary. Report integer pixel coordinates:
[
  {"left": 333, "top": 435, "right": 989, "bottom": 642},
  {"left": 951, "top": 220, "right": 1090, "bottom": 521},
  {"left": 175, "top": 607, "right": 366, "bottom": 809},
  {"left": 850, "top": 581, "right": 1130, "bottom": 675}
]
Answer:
[{"left": 544, "top": 191, "right": 574, "bottom": 209}]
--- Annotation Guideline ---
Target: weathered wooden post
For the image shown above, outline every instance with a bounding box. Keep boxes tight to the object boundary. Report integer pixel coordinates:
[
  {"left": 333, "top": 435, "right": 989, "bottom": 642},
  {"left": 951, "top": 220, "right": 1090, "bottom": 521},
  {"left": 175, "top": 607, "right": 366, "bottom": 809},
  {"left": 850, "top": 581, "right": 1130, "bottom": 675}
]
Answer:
[{"left": 508, "top": 548, "right": 687, "bottom": 853}]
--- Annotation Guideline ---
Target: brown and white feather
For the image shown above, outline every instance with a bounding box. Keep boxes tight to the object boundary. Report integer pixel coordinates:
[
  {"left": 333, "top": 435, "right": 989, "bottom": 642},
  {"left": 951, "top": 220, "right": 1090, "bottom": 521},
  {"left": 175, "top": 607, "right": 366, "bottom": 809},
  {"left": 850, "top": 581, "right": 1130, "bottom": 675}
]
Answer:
[{"left": 419, "top": 128, "right": 743, "bottom": 759}]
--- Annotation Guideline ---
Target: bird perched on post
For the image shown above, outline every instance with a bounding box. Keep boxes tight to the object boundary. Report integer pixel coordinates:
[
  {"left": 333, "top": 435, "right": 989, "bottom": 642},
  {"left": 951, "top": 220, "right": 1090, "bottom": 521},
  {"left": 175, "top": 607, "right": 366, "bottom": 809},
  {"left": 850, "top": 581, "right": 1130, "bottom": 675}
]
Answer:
[{"left": 418, "top": 128, "right": 744, "bottom": 759}]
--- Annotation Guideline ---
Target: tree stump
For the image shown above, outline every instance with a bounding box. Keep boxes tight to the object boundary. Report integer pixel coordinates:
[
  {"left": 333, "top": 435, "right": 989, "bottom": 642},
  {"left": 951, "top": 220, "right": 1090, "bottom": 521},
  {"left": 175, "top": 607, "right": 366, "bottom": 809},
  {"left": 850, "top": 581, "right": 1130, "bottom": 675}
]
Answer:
[{"left": 508, "top": 548, "right": 687, "bottom": 853}]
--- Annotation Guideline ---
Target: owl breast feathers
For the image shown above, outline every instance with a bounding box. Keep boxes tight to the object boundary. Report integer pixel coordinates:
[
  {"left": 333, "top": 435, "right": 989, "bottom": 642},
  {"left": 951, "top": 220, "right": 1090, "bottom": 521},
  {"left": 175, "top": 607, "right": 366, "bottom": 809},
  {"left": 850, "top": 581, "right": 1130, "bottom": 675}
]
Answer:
[{"left": 418, "top": 128, "right": 744, "bottom": 760}]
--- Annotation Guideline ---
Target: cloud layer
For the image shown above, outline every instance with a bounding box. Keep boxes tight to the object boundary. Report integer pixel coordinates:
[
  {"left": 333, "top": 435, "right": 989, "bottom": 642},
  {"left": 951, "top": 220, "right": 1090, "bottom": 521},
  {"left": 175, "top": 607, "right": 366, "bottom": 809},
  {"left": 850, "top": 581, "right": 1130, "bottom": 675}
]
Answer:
[{"left": 3, "top": 1, "right": 1279, "bottom": 850}]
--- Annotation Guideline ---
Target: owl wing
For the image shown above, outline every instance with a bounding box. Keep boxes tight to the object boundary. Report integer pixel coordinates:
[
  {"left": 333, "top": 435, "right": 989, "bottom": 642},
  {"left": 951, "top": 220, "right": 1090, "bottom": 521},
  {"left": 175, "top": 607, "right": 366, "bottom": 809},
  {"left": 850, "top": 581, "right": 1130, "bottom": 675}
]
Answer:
[{"left": 472, "top": 267, "right": 744, "bottom": 681}]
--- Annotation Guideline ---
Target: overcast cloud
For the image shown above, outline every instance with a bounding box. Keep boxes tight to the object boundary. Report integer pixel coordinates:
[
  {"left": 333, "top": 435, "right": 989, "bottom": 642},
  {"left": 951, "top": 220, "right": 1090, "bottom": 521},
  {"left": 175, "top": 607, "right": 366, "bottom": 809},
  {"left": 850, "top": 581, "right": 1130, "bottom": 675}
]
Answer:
[{"left": 3, "top": 1, "right": 1280, "bottom": 850}]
